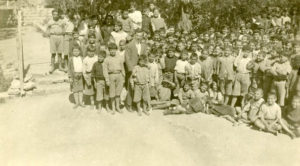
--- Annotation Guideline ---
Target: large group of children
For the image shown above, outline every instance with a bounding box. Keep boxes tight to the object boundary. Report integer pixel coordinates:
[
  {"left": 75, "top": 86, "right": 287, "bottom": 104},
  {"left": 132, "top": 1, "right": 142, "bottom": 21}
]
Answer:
[{"left": 46, "top": 2, "right": 300, "bottom": 138}]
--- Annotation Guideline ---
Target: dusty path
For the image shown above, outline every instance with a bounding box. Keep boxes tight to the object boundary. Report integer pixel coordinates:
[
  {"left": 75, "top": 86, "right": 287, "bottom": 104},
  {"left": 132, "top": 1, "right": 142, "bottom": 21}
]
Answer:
[{"left": 0, "top": 92, "right": 300, "bottom": 166}]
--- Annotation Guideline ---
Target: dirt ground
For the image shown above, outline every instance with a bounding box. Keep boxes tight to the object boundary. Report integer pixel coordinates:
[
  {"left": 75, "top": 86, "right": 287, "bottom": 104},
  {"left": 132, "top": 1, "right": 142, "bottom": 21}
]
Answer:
[{"left": 0, "top": 92, "right": 300, "bottom": 166}]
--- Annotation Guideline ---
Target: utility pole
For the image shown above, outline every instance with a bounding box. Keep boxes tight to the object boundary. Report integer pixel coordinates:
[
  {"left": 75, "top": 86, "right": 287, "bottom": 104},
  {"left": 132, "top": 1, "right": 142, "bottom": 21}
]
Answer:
[{"left": 16, "top": 0, "right": 24, "bottom": 95}]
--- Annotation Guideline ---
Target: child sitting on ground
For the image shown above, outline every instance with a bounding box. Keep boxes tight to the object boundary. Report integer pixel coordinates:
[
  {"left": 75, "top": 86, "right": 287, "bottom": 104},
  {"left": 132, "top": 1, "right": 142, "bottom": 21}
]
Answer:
[
  {"left": 283, "top": 96, "right": 300, "bottom": 137},
  {"left": 194, "top": 82, "right": 209, "bottom": 99},
  {"left": 163, "top": 83, "right": 195, "bottom": 115},
  {"left": 239, "top": 88, "right": 265, "bottom": 124},
  {"left": 254, "top": 93, "right": 295, "bottom": 138}
]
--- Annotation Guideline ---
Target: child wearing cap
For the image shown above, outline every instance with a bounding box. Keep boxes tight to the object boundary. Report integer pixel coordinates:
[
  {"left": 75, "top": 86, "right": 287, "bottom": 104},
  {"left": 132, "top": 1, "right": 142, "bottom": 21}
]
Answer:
[
  {"left": 131, "top": 55, "right": 152, "bottom": 116},
  {"left": 231, "top": 45, "right": 252, "bottom": 108},
  {"left": 68, "top": 46, "right": 84, "bottom": 109},
  {"left": 103, "top": 43, "right": 125, "bottom": 114},
  {"left": 91, "top": 50, "right": 109, "bottom": 112},
  {"left": 83, "top": 46, "right": 98, "bottom": 109}
]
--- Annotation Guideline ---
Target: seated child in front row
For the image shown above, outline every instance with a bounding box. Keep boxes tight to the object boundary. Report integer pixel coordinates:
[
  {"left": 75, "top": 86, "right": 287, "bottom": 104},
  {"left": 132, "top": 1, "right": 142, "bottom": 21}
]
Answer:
[
  {"left": 238, "top": 88, "right": 264, "bottom": 124},
  {"left": 68, "top": 46, "right": 85, "bottom": 109},
  {"left": 163, "top": 83, "right": 195, "bottom": 115},
  {"left": 254, "top": 93, "right": 296, "bottom": 138},
  {"left": 194, "top": 82, "right": 209, "bottom": 99},
  {"left": 283, "top": 96, "right": 300, "bottom": 137}
]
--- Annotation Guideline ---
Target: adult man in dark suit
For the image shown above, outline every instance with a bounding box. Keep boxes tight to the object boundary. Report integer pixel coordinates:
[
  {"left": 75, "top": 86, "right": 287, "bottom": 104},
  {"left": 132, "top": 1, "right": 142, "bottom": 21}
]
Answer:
[{"left": 125, "top": 29, "right": 148, "bottom": 111}]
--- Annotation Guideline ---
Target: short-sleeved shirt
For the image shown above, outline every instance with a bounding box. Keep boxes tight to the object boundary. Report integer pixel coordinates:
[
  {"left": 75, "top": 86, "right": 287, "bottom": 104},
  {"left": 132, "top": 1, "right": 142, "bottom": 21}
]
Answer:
[
  {"left": 83, "top": 56, "right": 98, "bottom": 73},
  {"left": 174, "top": 60, "right": 189, "bottom": 74},
  {"left": 111, "top": 31, "right": 128, "bottom": 47},
  {"left": 128, "top": 10, "right": 142, "bottom": 29},
  {"left": 272, "top": 61, "right": 292, "bottom": 76},
  {"left": 185, "top": 63, "right": 202, "bottom": 79},
  {"left": 73, "top": 56, "right": 83, "bottom": 73},
  {"left": 259, "top": 103, "right": 281, "bottom": 120},
  {"left": 47, "top": 18, "right": 64, "bottom": 34},
  {"left": 234, "top": 56, "right": 252, "bottom": 74}
]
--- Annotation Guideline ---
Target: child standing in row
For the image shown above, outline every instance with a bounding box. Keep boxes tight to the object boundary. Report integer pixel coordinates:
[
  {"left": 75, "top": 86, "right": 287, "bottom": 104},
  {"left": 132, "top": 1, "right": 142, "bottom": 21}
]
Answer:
[
  {"left": 68, "top": 46, "right": 84, "bottom": 108},
  {"left": 91, "top": 50, "right": 110, "bottom": 112},
  {"left": 131, "top": 55, "right": 152, "bottom": 116},
  {"left": 83, "top": 46, "right": 98, "bottom": 109},
  {"left": 103, "top": 43, "right": 125, "bottom": 114}
]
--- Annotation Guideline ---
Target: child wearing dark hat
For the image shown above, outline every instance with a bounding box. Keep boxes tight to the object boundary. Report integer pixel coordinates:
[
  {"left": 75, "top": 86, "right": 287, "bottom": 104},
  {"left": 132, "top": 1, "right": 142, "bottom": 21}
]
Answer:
[{"left": 131, "top": 55, "right": 152, "bottom": 116}]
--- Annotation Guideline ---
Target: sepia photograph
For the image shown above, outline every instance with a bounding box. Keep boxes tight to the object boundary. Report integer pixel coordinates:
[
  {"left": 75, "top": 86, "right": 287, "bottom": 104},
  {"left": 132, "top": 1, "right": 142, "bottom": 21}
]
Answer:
[{"left": 0, "top": 0, "right": 300, "bottom": 165}]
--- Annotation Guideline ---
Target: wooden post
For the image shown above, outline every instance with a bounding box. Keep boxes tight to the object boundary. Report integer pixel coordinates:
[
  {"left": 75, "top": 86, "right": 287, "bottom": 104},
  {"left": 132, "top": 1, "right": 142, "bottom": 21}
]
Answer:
[{"left": 16, "top": 9, "right": 24, "bottom": 95}]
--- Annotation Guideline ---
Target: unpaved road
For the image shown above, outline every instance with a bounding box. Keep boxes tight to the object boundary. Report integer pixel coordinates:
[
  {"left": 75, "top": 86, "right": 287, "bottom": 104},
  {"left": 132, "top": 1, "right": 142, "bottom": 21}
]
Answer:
[{"left": 0, "top": 92, "right": 299, "bottom": 166}]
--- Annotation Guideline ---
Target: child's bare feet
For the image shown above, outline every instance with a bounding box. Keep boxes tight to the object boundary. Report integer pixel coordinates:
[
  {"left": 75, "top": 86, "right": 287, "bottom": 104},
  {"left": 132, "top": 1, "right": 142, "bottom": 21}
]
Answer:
[
  {"left": 143, "top": 110, "right": 150, "bottom": 116},
  {"left": 110, "top": 110, "right": 115, "bottom": 115},
  {"left": 73, "top": 104, "right": 79, "bottom": 109},
  {"left": 90, "top": 105, "right": 95, "bottom": 110},
  {"left": 137, "top": 110, "right": 142, "bottom": 116},
  {"left": 116, "top": 107, "right": 123, "bottom": 114}
]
